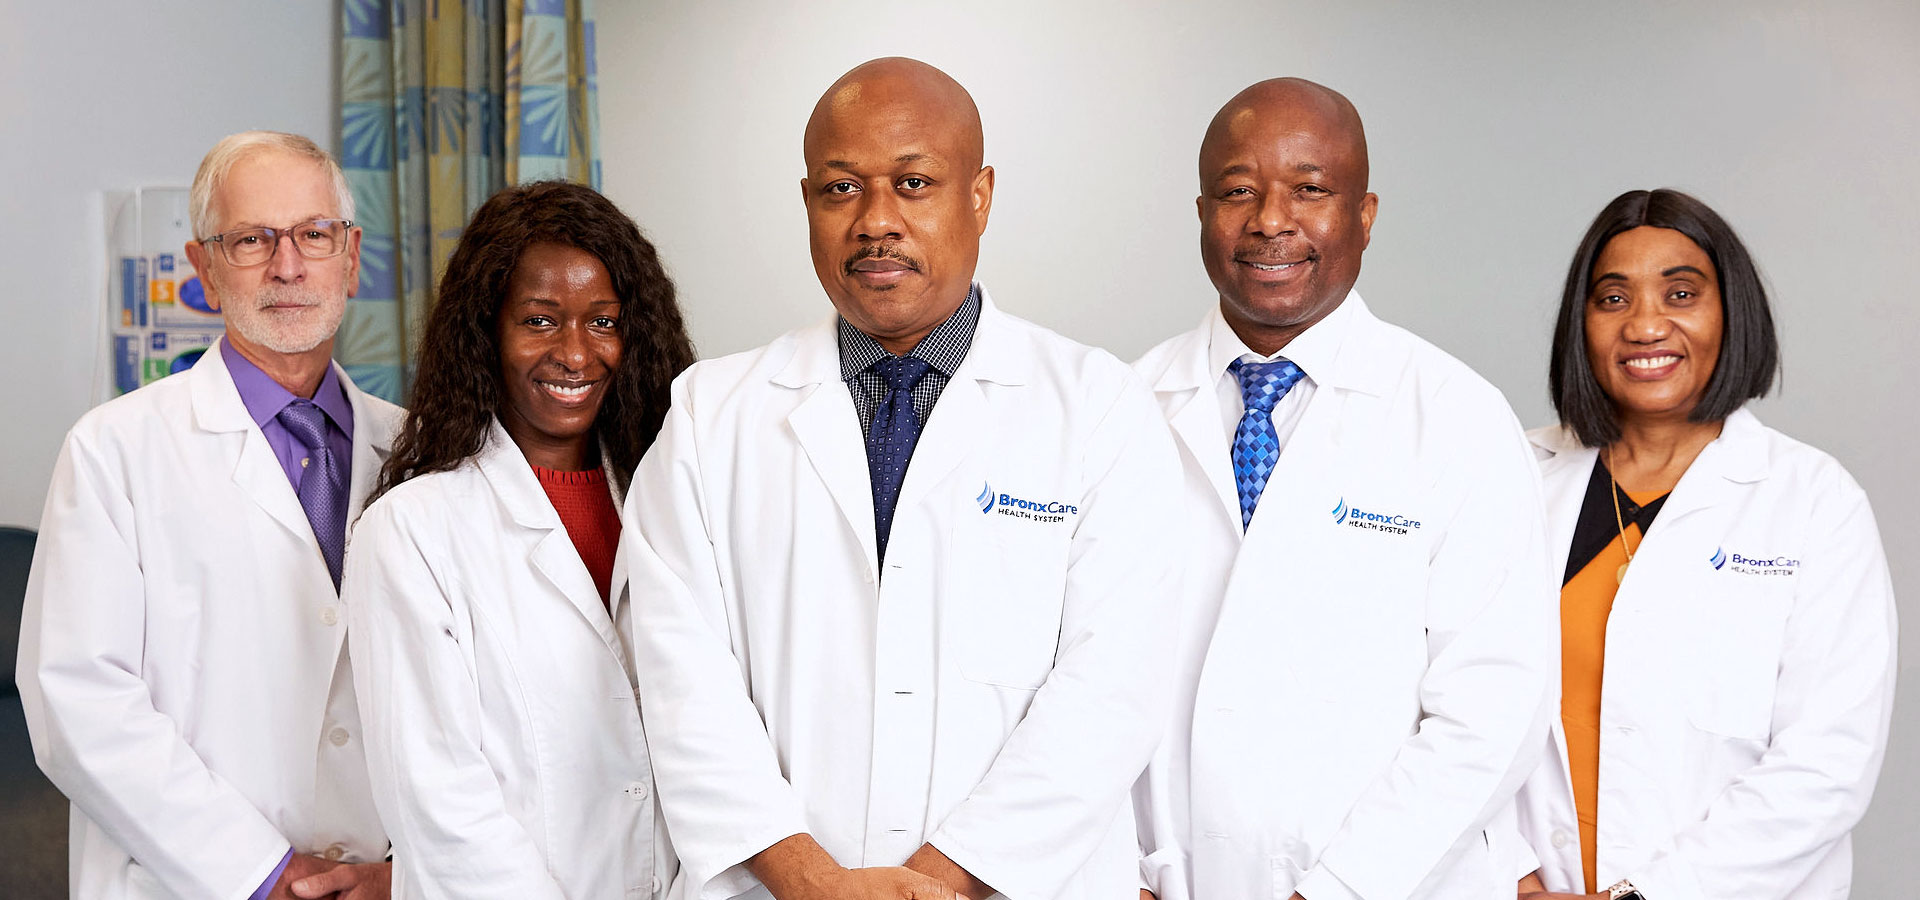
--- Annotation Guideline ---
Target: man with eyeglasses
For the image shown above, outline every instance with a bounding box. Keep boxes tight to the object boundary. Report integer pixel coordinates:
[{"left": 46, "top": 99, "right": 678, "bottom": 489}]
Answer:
[{"left": 18, "top": 131, "right": 397, "bottom": 900}]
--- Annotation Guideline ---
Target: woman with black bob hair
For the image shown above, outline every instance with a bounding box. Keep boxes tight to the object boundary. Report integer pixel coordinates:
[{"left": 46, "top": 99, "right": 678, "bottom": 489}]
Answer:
[
  {"left": 1513, "top": 189, "right": 1895, "bottom": 900},
  {"left": 341, "top": 181, "right": 694, "bottom": 898}
]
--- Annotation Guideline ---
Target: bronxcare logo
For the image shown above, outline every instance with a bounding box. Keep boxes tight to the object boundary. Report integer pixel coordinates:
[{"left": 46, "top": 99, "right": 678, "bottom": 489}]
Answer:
[
  {"left": 1711, "top": 545, "right": 1800, "bottom": 577},
  {"left": 977, "top": 482, "right": 1078, "bottom": 524},
  {"left": 1331, "top": 497, "right": 1421, "bottom": 536}
]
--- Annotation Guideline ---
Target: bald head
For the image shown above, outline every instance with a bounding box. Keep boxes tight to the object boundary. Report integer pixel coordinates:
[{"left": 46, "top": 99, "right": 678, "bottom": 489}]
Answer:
[
  {"left": 804, "top": 57, "right": 984, "bottom": 173},
  {"left": 799, "top": 57, "right": 995, "bottom": 355},
  {"left": 1195, "top": 77, "right": 1377, "bottom": 356},
  {"left": 1200, "top": 77, "right": 1368, "bottom": 191}
]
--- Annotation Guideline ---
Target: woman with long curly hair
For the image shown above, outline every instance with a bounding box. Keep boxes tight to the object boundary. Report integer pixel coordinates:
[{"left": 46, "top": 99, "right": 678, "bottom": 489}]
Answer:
[{"left": 338, "top": 181, "right": 694, "bottom": 898}]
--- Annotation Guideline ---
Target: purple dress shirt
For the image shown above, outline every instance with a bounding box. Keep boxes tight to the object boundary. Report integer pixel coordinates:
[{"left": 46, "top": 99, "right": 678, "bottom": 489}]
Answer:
[
  {"left": 220, "top": 339, "right": 354, "bottom": 899},
  {"left": 221, "top": 339, "right": 355, "bottom": 492}
]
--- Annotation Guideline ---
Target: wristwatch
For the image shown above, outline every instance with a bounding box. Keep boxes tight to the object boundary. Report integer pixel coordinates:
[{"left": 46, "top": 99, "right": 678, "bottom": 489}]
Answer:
[{"left": 1606, "top": 879, "right": 1644, "bottom": 900}]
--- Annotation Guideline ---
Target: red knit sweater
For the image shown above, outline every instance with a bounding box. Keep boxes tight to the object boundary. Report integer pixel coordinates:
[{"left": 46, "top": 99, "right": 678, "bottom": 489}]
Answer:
[{"left": 533, "top": 465, "right": 621, "bottom": 608}]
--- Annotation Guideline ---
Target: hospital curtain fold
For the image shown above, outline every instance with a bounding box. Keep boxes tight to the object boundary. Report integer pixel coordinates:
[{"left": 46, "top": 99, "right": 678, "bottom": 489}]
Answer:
[{"left": 337, "top": 0, "right": 602, "bottom": 402}]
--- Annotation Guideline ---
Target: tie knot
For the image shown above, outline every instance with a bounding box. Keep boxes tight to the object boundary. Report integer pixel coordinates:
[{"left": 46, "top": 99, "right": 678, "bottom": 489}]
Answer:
[
  {"left": 872, "top": 355, "right": 933, "bottom": 392},
  {"left": 277, "top": 400, "right": 331, "bottom": 449},
  {"left": 1230, "top": 358, "right": 1305, "bottom": 413}
]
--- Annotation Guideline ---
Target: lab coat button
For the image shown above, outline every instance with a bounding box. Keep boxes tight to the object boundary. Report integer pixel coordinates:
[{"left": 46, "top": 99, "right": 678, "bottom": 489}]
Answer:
[
  {"left": 627, "top": 781, "right": 649, "bottom": 800},
  {"left": 1550, "top": 829, "right": 1570, "bottom": 849},
  {"left": 650, "top": 876, "right": 662, "bottom": 893},
  {"left": 322, "top": 843, "right": 346, "bottom": 861},
  {"left": 328, "top": 727, "right": 350, "bottom": 747},
  {"left": 320, "top": 605, "right": 339, "bottom": 626}
]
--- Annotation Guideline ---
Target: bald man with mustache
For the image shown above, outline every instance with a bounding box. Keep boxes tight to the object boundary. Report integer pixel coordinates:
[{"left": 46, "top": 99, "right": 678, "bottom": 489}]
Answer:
[
  {"left": 623, "top": 58, "right": 1183, "bottom": 900},
  {"left": 1131, "top": 78, "right": 1554, "bottom": 900}
]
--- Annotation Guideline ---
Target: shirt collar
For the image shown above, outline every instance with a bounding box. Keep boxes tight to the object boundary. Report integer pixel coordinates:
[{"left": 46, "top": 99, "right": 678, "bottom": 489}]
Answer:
[
  {"left": 837, "top": 282, "right": 982, "bottom": 381},
  {"left": 1205, "top": 291, "right": 1358, "bottom": 386},
  {"left": 220, "top": 337, "right": 354, "bottom": 435}
]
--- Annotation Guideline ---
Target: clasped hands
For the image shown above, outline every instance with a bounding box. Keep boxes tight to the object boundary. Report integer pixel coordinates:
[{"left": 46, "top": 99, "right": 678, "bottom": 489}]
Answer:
[
  {"left": 751, "top": 834, "right": 994, "bottom": 900},
  {"left": 1516, "top": 870, "right": 1605, "bottom": 900},
  {"left": 266, "top": 853, "right": 392, "bottom": 900}
]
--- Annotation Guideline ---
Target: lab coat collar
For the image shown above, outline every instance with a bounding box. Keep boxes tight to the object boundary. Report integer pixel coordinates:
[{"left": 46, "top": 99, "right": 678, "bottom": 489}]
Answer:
[
  {"left": 187, "top": 340, "right": 393, "bottom": 579},
  {"left": 473, "top": 417, "right": 627, "bottom": 659},
  {"left": 1150, "top": 292, "right": 1386, "bottom": 534},
  {"left": 772, "top": 283, "right": 1028, "bottom": 390},
  {"left": 1153, "top": 290, "right": 1381, "bottom": 396},
  {"left": 774, "top": 283, "right": 1025, "bottom": 581},
  {"left": 1531, "top": 407, "right": 1770, "bottom": 541},
  {"left": 187, "top": 336, "right": 263, "bottom": 435},
  {"left": 1531, "top": 407, "right": 1769, "bottom": 485}
]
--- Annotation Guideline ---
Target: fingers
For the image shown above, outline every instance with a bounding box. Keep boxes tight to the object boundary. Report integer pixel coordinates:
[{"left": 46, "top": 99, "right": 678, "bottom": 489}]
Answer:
[
  {"left": 901, "top": 869, "right": 958, "bottom": 900},
  {"left": 290, "top": 865, "right": 356, "bottom": 898}
]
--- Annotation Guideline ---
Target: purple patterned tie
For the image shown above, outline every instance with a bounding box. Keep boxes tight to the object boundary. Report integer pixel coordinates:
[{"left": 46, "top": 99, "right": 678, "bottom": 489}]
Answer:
[
  {"left": 277, "top": 400, "right": 345, "bottom": 588},
  {"left": 1229, "top": 358, "right": 1306, "bottom": 530},
  {"left": 866, "top": 355, "right": 933, "bottom": 564}
]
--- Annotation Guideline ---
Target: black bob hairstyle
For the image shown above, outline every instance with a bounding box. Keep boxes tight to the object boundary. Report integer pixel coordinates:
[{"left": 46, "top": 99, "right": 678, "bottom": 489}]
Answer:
[
  {"left": 372, "top": 180, "right": 696, "bottom": 503},
  {"left": 1548, "top": 188, "right": 1779, "bottom": 448}
]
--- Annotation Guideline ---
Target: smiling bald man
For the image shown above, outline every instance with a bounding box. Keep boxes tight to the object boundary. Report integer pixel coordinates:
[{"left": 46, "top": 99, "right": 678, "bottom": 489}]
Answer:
[
  {"left": 1130, "top": 79, "right": 1556, "bottom": 900},
  {"left": 622, "top": 58, "right": 1184, "bottom": 900}
]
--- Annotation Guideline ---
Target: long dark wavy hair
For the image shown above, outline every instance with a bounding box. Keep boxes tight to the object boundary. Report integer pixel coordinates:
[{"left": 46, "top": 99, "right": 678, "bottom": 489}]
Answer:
[{"left": 372, "top": 181, "right": 695, "bottom": 502}]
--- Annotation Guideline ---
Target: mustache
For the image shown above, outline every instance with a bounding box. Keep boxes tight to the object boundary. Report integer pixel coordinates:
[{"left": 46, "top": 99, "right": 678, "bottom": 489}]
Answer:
[
  {"left": 842, "top": 243, "right": 922, "bottom": 275},
  {"left": 250, "top": 283, "right": 330, "bottom": 309},
  {"left": 1234, "top": 242, "right": 1319, "bottom": 265}
]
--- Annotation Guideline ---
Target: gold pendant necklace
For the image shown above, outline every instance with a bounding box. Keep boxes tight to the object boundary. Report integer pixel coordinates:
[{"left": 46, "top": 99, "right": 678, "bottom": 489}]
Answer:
[{"left": 1609, "top": 446, "right": 1637, "bottom": 584}]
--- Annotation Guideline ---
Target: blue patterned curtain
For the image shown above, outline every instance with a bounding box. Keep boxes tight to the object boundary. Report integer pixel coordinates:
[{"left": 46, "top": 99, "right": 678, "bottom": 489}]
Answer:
[{"left": 338, "top": 0, "right": 601, "bottom": 402}]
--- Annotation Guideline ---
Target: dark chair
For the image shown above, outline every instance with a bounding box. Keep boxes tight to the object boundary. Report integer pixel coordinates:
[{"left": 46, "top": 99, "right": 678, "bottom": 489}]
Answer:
[
  {"left": 0, "top": 525, "right": 33, "bottom": 696},
  {"left": 0, "top": 525, "right": 68, "bottom": 897}
]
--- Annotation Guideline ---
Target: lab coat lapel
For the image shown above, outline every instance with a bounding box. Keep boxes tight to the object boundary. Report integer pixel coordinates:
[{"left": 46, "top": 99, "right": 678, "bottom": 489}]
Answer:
[
  {"left": 476, "top": 420, "right": 627, "bottom": 664},
  {"left": 1644, "top": 409, "right": 1769, "bottom": 536},
  {"left": 777, "top": 321, "right": 882, "bottom": 578},
  {"left": 337, "top": 363, "right": 395, "bottom": 525},
  {"left": 894, "top": 374, "right": 983, "bottom": 522},
  {"left": 1532, "top": 427, "right": 1598, "bottom": 584},
  {"left": 1245, "top": 376, "right": 1344, "bottom": 540},
  {"left": 189, "top": 344, "right": 326, "bottom": 552},
  {"left": 893, "top": 296, "right": 1026, "bottom": 522},
  {"left": 1154, "top": 327, "right": 1241, "bottom": 534}
]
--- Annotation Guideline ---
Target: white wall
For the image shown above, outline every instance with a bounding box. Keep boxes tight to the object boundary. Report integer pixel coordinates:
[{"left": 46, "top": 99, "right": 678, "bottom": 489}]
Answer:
[
  {"left": 0, "top": 0, "right": 337, "bottom": 529},
  {"left": 596, "top": 0, "right": 1920, "bottom": 892}
]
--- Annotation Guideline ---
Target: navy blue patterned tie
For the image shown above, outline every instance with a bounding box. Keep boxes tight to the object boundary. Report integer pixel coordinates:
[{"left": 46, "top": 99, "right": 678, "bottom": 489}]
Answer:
[
  {"left": 1229, "top": 358, "right": 1306, "bottom": 530},
  {"left": 866, "top": 356, "right": 933, "bottom": 564},
  {"left": 277, "top": 400, "right": 346, "bottom": 589}
]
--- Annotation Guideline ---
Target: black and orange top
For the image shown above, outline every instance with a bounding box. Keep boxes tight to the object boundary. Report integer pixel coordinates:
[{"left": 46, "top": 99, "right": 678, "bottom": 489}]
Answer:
[
  {"left": 533, "top": 465, "right": 621, "bottom": 609},
  {"left": 1560, "top": 458, "right": 1669, "bottom": 893}
]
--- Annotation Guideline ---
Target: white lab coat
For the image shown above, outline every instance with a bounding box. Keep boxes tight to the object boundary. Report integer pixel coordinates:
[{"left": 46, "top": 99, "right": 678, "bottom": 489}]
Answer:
[
  {"left": 1514, "top": 409, "right": 1897, "bottom": 900},
  {"left": 343, "top": 419, "right": 674, "bottom": 900},
  {"left": 16, "top": 341, "right": 395, "bottom": 899},
  {"left": 623, "top": 287, "right": 1184, "bottom": 900},
  {"left": 1131, "top": 296, "right": 1556, "bottom": 900}
]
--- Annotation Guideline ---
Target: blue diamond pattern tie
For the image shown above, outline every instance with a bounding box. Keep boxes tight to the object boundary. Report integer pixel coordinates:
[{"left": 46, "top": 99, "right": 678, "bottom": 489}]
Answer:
[
  {"left": 866, "top": 356, "right": 933, "bottom": 564},
  {"left": 277, "top": 400, "right": 346, "bottom": 589},
  {"left": 1230, "top": 358, "right": 1306, "bottom": 530}
]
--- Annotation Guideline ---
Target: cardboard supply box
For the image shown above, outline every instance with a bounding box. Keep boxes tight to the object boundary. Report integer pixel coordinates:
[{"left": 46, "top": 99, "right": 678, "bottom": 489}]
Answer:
[
  {"left": 139, "top": 331, "right": 218, "bottom": 386},
  {"left": 148, "top": 251, "right": 220, "bottom": 328}
]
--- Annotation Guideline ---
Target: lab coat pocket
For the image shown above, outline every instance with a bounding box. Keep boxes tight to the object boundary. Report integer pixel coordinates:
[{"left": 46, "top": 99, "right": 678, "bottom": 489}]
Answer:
[
  {"left": 952, "top": 522, "right": 1068, "bottom": 690},
  {"left": 1684, "top": 583, "right": 1790, "bottom": 741}
]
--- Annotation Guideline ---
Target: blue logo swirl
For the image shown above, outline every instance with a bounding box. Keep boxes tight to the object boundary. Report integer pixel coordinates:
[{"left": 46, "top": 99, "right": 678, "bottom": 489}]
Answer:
[
  {"left": 1710, "top": 547, "right": 1727, "bottom": 570},
  {"left": 976, "top": 482, "right": 995, "bottom": 514},
  {"left": 1331, "top": 497, "right": 1349, "bottom": 525}
]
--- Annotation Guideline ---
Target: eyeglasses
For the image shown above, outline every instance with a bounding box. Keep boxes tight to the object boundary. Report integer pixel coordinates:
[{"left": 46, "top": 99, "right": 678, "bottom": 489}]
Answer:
[{"left": 199, "top": 218, "right": 354, "bottom": 267}]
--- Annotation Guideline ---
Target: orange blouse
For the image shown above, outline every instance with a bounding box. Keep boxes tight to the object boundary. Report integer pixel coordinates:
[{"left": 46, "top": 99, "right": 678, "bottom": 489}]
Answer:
[{"left": 1561, "top": 488, "right": 1664, "bottom": 893}]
